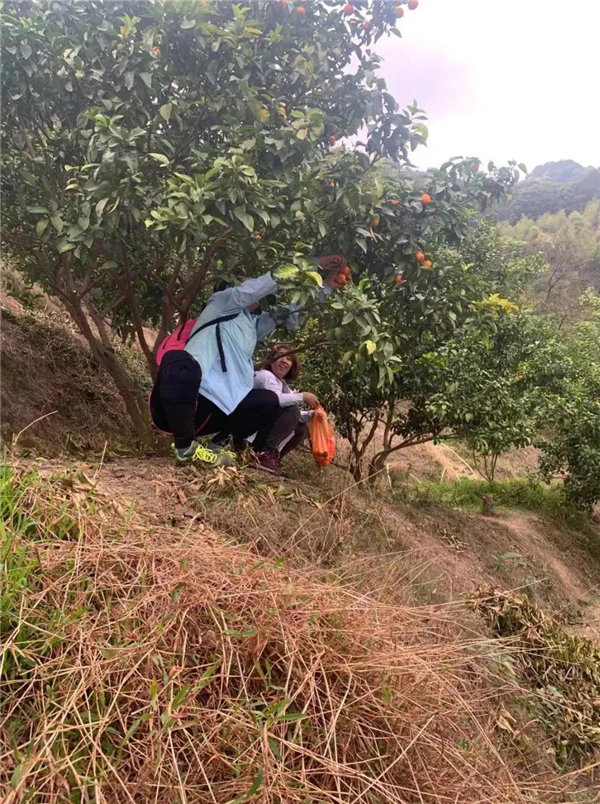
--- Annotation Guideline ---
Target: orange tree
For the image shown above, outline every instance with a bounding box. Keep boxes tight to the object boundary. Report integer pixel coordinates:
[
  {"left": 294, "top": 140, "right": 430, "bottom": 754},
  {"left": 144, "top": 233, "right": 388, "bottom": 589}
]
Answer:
[
  {"left": 300, "top": 222, "right": 544, "bottom": 480},
  {"left": 534, "top": 292, "right": 600, "bottom": 510},
  {"left": 1, "top": 0, "right": 429, "bottom": 441},
  {"left": 2, "top": 0, "right": 521, "bottom": 444}
]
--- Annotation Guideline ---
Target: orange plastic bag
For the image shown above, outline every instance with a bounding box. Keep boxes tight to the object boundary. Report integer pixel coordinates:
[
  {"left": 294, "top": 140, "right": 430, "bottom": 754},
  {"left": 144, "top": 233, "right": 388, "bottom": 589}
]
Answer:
[{"left": 308, "top": 406, "right": 335, "bottom": 467}]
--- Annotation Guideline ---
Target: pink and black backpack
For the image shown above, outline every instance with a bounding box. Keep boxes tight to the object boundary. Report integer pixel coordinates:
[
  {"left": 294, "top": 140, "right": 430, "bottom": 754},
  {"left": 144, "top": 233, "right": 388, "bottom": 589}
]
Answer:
[
  {"left": 155, "top": 318, "right": 198, "bottom": 366},
  {"left": 155, "top": 313, "right": 239, "bottom": 367},
  {"left": 149, "top": 312, "right": 241, "bottom": 434}
]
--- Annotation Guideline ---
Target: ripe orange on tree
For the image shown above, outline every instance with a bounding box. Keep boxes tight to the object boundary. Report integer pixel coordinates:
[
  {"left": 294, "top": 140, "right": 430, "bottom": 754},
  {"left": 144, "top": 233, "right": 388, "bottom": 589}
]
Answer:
[
  {"left": 390, "top": 198, "right": 399, "bottom": 206},
  {"left": 415, "top": 251, "right": 425, "bottom": 262},
  {"left": 343, "top": 3, "right": 354, "bottom": 15},
  {"left": 363, "top": 21, "right": 371, "bottom": 31},
  {"left": 421, "top": 193, "right": 432, "bottom": 204},
  {"left": 296, "top": 5, "right": 305, "bottom": 15},
  {"left": 152, "top": 46, "right": 160, "bottom": 55},
  {"left": 395, "top": 6, "right": 404, "bottom": 17},
  {"left": 336, "top": 272, "right": 348, "bottom": 285},
  {"left": 395, "top": 273, "right": 404, "bottom": 284},
  {"left": 279, "top": 0, "right": 288, "bottom": 5},
  {"left": 423, "top": 259, "right": 433, "bottom": 268},
  {"left": 408, "top": 0, "right": 419, "bottom": 9}
]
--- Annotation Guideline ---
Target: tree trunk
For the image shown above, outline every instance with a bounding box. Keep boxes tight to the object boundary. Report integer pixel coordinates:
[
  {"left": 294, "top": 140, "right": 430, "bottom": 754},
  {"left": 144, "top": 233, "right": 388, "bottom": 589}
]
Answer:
[
  {"left": 64, "top": 294, "right": 154, "bottom": 446},
  {"left": 349, "top": 456, "right": 363, "bottom": 482},
  {"left": 348, "top": 438, "right": 363, "bottom": 481},
  {"left": 367, "top": 451, "right": 389, "bottom": 484}
]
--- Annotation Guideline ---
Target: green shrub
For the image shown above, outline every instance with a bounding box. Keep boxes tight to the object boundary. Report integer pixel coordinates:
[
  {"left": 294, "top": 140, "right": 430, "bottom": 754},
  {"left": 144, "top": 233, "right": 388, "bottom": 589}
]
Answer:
[{"left": 393, "top": 475, "right": 586, "bottom": 525}]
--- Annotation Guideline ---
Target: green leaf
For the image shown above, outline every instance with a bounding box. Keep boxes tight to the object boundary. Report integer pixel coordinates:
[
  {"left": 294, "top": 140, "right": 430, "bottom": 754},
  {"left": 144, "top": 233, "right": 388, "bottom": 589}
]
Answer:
[
  {"left": 36, "top": 219, "right": 49, "bottom": 236},
  {"left": 271, "top": 711, "right": 307, "bottom": 723},
  {"left": 365, "top": 340, "right": 376, "bottom": 356},
  {"left": 180, "top": 18, "right": 196, "bottom": 29},
  {"left": 95, "top": 198, "right": 109, "bottom": 217},
  {"left": 149, "top": 152, "right": 170, "bottom": 166},
  {"left": 20, "top": 42, "right": 32, "bottom": 60},
  {"left": 159, "top": 103, "right": 172, "bottom": 121},
  {"left": 11, "top": 762, "right": 25, "bottom": 790},
  {"left": 233, "top": 207, "right": 254, "bottom": 232},
  {"left": 295, "top": 127, "right": 308, "bottom": 140},
  {"left": 58, "top": 241, "right": 76, "bottom": 253},
  {"left": 119, "top": 713, "right": 152, "bottom": 748},
  {"left": 139, "top": 72, "right": 152, "bottom": 88},
  {"left": 50, "top": 215, "right": 64, "bottom": 233},
  {"left": 273, "top": 264, "right": 299, "bottom": 280},
  {"left": 230, "top": 769, "right": 264, "bottom": 804},
  {"left": 28, "top": 206, "right": 49, "bottom": 214},
  {"left": 171, "top": 684, "right": 190, "bottom": 710}
]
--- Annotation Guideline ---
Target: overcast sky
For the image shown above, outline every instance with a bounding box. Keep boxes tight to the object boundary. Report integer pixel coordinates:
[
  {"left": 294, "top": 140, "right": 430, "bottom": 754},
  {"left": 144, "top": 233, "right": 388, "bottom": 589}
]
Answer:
[{"left": 375, "top": 0, "right": 600, "bottom": 171}]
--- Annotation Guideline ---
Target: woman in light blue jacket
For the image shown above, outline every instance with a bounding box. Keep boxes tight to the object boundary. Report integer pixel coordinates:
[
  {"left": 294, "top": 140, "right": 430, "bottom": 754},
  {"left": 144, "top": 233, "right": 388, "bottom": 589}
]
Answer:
[{"left": 154, "top": 255, "right": 346, "bottom": 473}]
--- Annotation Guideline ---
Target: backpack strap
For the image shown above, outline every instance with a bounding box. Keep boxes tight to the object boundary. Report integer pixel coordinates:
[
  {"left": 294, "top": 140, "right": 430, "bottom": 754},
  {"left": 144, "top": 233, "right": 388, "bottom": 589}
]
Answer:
[
  {"left": 174, "top": 321, "right": 188, "bottom": 342},
  {"left": 185, "top": 312, "right": 240, "bottom": 373}
]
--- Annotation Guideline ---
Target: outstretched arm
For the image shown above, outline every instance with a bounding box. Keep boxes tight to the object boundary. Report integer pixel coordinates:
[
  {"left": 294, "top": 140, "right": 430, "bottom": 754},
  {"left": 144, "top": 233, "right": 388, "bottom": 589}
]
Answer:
[
  {"left": 255, "top": 254, "right": 349, "bottom": 339},
  {"left": 208, "top": 272, "right": 277, "bottom": 315}
]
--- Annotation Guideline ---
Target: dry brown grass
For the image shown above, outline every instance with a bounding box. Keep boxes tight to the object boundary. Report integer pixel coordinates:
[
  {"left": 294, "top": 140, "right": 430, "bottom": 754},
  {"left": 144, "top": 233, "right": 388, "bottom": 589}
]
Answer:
[{"left": 1, "top": 463, "right": 590, "bottom": 802}]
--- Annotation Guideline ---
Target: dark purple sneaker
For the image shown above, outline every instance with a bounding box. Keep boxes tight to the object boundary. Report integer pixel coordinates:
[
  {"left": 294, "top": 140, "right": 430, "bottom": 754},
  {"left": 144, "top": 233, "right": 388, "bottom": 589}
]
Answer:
[{"left": 254, "top": 450, "right": 283, "bottom": 476}]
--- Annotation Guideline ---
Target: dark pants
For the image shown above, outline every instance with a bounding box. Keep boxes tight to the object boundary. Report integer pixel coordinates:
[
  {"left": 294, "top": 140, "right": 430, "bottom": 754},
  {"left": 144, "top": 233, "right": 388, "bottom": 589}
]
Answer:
[
  {"left": 151, "top": 351, "right": 300, "bottom": 451},
  {"left": 280, "top": 420, "right": 307, "bottom": 458},
  {"left": 223, "top": 410, "right": 306, "bottom": 457}
]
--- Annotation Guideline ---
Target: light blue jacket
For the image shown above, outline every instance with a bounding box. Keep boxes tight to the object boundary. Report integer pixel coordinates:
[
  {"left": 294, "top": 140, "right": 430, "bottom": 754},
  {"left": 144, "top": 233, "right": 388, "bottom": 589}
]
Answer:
[{"left": 185, "top": 272, "right": 330, "bottom": 415}]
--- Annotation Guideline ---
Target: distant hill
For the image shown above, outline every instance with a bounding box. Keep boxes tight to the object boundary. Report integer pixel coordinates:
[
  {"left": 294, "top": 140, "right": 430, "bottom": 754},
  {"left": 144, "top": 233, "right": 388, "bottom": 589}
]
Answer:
[{"left": 496, "top": 160, "right": 600, "bottom": 223}]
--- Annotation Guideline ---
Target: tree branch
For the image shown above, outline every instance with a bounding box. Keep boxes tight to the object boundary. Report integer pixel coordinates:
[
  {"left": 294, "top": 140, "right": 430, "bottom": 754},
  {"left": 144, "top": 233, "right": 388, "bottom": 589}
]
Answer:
[
  {"left": 175, "top": 230, "right": 232, "bottom": 316},
  {"left": 120, "top": 241, "right": 155, "bottom": 373},
  {"left": 85, "top": 297, "right": 112, "bottom": 349}
]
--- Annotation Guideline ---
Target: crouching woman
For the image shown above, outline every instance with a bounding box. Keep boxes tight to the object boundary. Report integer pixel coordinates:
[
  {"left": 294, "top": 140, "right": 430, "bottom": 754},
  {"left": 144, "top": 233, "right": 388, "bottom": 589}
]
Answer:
[{"left": 253, "top": 343, "right": 318, "bottom": 470}]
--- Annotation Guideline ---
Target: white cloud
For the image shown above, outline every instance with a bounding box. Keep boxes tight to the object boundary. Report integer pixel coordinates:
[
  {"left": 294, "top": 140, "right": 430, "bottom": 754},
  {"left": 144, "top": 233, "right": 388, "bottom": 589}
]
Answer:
[{"left": 375, "top": 0, "right": 600, "bottom": 170}]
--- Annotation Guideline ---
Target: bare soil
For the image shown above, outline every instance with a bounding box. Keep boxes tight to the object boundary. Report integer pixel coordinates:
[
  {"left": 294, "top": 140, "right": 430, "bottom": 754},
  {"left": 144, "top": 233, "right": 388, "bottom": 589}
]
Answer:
[{"left": 0, "top": 305, "right": 146, "bottom": 454}]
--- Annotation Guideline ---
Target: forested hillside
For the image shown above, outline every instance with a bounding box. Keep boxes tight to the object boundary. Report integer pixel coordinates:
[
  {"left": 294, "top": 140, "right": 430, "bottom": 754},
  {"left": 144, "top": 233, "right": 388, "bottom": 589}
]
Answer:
[
  {"left": 496, "top": 159, "right": 600, "bottom": 223},
  {"left": 499, "top": 200, "right": 600, "bottom": 320}
]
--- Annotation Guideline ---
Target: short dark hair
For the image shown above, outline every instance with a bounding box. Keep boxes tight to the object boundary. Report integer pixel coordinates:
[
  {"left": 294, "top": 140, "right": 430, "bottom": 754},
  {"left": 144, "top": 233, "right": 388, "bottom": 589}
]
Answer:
[
  {"left": 213, "top": 278, "right": 232, "bottom": 293},
  {"left": 262, "top": 343, "right": 300, "bottom": 382}
]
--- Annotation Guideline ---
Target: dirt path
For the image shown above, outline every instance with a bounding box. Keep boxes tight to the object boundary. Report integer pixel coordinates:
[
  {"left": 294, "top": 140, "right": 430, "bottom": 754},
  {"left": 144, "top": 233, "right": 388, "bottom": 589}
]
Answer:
[{"left": 387, "top": 441, "right": 540, "bottom": 483}]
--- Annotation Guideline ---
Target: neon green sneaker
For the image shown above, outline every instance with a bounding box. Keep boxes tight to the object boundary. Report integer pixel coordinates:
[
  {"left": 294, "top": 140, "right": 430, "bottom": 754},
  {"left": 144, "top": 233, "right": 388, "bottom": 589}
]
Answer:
[
  {"left": 207, "top": 442, "right": 236, "bottom": 466},
  {"left": 173, "top": 441, "right": 236, "bottom": 468}
]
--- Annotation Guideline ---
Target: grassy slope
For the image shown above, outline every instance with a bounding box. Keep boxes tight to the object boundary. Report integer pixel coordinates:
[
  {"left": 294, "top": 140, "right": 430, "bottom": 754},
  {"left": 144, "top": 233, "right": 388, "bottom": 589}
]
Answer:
[
  {"left": 3, "top": 460, "right": 598, "bottom": 802},
  {"left": 2, "top": 292, "right": 600, "bottom": 799}
]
